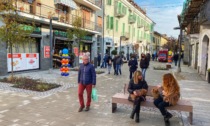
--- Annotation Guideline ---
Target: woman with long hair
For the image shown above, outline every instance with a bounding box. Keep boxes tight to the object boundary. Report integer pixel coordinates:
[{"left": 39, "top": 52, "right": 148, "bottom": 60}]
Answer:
[
  {"left": 154, "top": 73, "right": 180, "bottom": 122},
  {"left": 127, "top": 70, "right": 148, "bottom": 123}
]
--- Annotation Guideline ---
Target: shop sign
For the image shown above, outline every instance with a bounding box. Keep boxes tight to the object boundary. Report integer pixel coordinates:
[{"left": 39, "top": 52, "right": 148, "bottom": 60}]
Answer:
[
  {"left": 54, "top": 30, "right": 67, "bottom": 38},
  {"left": 44, "top": 46, "right": 50, "bottom": 58},
  {"left": 7, "top": 53, "right": 39, "bottom": 72},
  {"left": 21, "top": 24, "right": 41, "bottom": 34},
  {"left": 82, "top": 36, "right": 92, "bottom": 41},
  {"left": 73, "top": 47, "right": 79, "bottom": 57}
]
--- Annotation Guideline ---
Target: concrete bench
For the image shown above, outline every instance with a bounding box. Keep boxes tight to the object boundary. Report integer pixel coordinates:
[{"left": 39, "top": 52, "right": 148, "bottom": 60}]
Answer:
[{"left": 112, "top": 84, "right": 193, "bottom": 124}]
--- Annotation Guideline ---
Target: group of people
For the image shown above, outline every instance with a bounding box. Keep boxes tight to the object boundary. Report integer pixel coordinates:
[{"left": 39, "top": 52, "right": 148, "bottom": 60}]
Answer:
[{"left": 77, "top": 54, "right": 181, "bottom": 124}]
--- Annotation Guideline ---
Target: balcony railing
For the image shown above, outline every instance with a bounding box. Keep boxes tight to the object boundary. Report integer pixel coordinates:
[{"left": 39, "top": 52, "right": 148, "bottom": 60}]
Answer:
[
  {"left": 128, "top": 15, "right": 136, "bottom": 24},
  {"left": 114, "top": 1, "right": 126, "bottom": 18},
  {"left": 121, "top": 32, "right": 130, "bottom": 40},
  {"left": 15, "top": 1, "right": 102, "bottom": 33}
]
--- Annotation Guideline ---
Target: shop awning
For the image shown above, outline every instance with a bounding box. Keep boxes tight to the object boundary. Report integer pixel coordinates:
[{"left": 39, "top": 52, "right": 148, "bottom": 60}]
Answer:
[{"left": 54, "top": 0, "right": 77, "bottom": 10}]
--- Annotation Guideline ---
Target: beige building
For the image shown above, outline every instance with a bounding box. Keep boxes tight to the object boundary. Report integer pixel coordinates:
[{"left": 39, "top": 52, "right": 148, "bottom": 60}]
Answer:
[
  {"left": 104, "top": 0, "right": 155, "bottom": 57},
  {"left": 153, "top": 31, "right": 161, "bottom": 54},
  {"left": 0, "top": 0, "right": 102, "bottom": 75}
]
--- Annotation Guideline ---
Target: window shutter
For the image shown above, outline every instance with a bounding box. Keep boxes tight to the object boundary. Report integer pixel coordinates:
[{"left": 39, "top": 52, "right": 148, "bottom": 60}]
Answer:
[
  {"left": 110, "top": 17, "right": 114, "bottom": 29},
  {"left": 116, "top": 20, "right": 118, "bottom": 32},
  {"left": 106, "top": 15, "right": 109, "bottom": 29}
]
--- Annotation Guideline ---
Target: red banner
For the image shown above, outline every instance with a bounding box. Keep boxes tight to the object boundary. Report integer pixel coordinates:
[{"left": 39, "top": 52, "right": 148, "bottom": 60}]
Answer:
[
  {"left": 44, "top": 46, "right": 50, "bottom": 58},
  {"left": 8, "top": 54, "right": 21, "bottom": 58},
  {"left": 74, "top": 47, "right": 79, "bottom": 57}
]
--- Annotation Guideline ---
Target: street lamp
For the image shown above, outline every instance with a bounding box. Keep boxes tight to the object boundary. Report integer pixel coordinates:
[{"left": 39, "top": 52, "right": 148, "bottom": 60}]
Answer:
[
  {"left": 49, "top": 17, "right": 59, "bottom": 71},
  {"left": 119, "top": 35, "right": 126, "bottom": 58},
  {"left": 174, "top": 26, "right": 183, "bottom": 72}
]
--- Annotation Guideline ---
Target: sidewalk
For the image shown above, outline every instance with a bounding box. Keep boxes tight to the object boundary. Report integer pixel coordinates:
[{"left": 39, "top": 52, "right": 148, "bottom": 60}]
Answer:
[{"left": 0, "top": 62, "right": 209, "bottom": 126}]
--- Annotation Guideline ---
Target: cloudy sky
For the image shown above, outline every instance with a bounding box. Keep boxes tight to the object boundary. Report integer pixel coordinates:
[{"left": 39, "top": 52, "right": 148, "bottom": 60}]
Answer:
[{"left": 134, "top": 0, "right": 184, "bottom": 38}]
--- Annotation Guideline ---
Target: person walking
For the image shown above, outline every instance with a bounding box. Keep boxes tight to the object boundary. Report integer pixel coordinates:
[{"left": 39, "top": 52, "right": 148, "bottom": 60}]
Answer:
[
  {"left": 173, "top": 53, "right": 179, "bottom": 66},
  {"left": 140, "top": 53, "right": 149, "bottom": 80},
  {"left": 78, "top": 55, "right": 96, "bottom": 112},
  {"left": 97, "top": 53, "right": 101, "bottom": 67},
  {"left": 154, "top": 73, "right": 180, "bottom": 122},
  {"left": 128, "top": 55, "right": 138, "bottom": 79},
  {"left": 106, "top": 54, "right": 112, "bottom": 74},
  {"left": 113, "top": 55, "right": 117, "bottom": 75},
  {"left": 116, "top": 55, "right": 122, "bottom": 75},
  {"left": 128, "top": 70, "right": 148, "bottom": 123},
  {"left": 101, "top": 54, "right": 107, "bottom": 68},
  {"left": 152, "top": 53, "right": 155, "bottom": 61}
]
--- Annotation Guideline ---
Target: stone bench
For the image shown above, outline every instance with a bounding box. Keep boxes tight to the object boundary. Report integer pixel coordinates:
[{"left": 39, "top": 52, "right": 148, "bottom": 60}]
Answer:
[{"left": 112, "top": 84, "right": 193, "bottom": 124}]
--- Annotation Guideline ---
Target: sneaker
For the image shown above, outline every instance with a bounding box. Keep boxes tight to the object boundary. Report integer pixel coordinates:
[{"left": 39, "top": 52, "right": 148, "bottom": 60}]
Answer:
[
  {"left": 85, "top": 106, "right": 90, "bottom": 111},
  {"left": 78, "top": 106, "right": 85, "bottom": 112}
]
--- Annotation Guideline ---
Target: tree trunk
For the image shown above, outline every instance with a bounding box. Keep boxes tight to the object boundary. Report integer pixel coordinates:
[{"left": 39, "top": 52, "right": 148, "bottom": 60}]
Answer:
[{"left": 10, "top": 42, "right": 14, "bottom": 78}]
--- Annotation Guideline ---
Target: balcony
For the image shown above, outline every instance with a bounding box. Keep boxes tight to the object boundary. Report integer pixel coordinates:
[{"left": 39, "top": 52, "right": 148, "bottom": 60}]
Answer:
[
  {"left": 121, "top": 32, "right": 130, "bottom": 40},
  {"left": 144, "top": 26, "right": 149, "bottom": 31},
  {"left": 114, "top": 1, "right": 126, "bottom": 18},
  {"left": 15, "top": 1, "right": 102, "bottom": 33},
  {"left": 128, "top": 15, "right": 136, "bottom": 24},
  {"left": 137, "top": 22, "right": 144, "bottom": 28},
  {"left": 74, "top": 0, "right": 101, "bottom": 11},
  {"left": 137, "top": 38, "right": 142, "bottom": 43}
]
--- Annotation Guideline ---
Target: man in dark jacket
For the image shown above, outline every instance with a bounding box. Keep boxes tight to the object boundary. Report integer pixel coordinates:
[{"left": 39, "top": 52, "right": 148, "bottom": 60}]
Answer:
[
  {"left": 140, "top": 53, "right": 149, "bottom": 80},
  {"left": 116, "top": 55, "right": 122, "bottom": 75},
  {"left": 128, "top": 55, "right": 138, "bottom": 79},
  {"left": 78, "top": 55, "right": 96, "bottom": 112},
  {"left": 173, "top": 53, "right": 179, "bottom": 66},
  {"left": 97, "top": 53, "right": 101, "bottom": 66}
]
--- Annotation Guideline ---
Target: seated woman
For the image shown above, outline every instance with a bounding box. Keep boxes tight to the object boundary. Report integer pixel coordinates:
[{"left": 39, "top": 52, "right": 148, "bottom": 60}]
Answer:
[
  {"left": 154, "top": 73, "right": 180, "bottom": 122},
  {"left": 127, "top": 70, "right": 148, "bottom": 123}
]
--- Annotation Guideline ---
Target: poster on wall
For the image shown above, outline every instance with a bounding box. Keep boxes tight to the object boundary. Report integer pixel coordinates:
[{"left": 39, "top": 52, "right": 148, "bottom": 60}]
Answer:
[
  {"left": 73, "top": 47, "right": 79, "bottom": 57},
  {"left": 79, "top": 52, "right": 84, "bottom": 64},
  {"left": 44, "top": 46, "right": 50, "bottom": 58},
  {"left": 7, "top": 53, "right": 39, "bottom": 72}
]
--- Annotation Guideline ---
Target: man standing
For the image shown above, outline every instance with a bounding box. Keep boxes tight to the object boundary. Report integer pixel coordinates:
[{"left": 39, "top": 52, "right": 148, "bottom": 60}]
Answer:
[
  {"left": 97, "top": 53, "right": 101, "bottom": 66},
  {"left": 78, "top": 55, "right": 96, "bottom": 112},
  {"left": 173, "top": 53, "right": 179, "bottom": 66}
]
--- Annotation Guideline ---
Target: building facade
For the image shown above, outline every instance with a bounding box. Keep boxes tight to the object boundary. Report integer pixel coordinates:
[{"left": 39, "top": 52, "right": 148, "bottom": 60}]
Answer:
[
  {"left": 153, "top": 31, "right": 161, "bottom": 54},
  {"left": 0, "top": 0, "right": 102, "bottom": 76},
  {"left": 180, "top": 0, "right": 209, "bottom": 80},
  {"left": 103, "top": 0, "right": 155, "bottom": 57}
]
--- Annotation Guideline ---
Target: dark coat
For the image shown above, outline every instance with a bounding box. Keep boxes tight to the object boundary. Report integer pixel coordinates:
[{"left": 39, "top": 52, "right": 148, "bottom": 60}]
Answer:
[
  {"left": 106, "top": 56, "right": 112, "bottom": 63},
  {"left": 128, "top": 59, "right": 138, "bottom": 72},
  {"left": 128, "top": 79, "right": 148, "bottom": 97},
  {"left": 173, "top": 54, "right": 179, "bottom": 61},
  {"left": 78, "top": 63, "right": 96, "bottom": 85},
  {"left": 97, "top": 54, "right": 101, "bottom": 61},
  {"left": 116, "top": 56, "right": 122, "bottom": 65},
  {"left": 140, "top": 58, "right": 149, "bottom": 69}
]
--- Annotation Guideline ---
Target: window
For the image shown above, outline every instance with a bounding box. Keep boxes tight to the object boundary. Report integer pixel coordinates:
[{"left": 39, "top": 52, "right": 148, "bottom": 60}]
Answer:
[
  {"left": 97, "top": 16, "right": 102, "bottom": 27},
  {"left": 110, "top": 17, "right": 114, "bottom": 29},
  {"left": 107, "top": 0, "right": 112, "bottom": 5},
  {"left": 106, "top": 15, "right": 109, "bottom": 29},
  {"left": 116, "top": 20, "right": 118, "bottom": 32}
]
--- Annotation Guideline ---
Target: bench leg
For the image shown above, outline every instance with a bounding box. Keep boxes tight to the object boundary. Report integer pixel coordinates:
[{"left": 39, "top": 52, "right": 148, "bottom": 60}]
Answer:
[
  {"left": 188, "top": 112, "right": 193, "bottom": 125},
  {"left": 112, "top": 103, "right": 117, "bottom": 113}
]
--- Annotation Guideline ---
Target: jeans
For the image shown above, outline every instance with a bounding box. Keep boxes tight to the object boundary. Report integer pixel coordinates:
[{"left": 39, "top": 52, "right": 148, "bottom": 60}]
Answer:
[
  {"left": 98, "top": 60, "right": 101, "bottom": 66},
  {"left": 116, "top": 65, "right": 121, "bottom": 75},
  {"left": 174, "top": 60, "right": 178, "bottom": 66},
  {"left": 101, "top": 61, "right": 107, "bottom": 68},
  {"left": 129, "top": 70, "right": 135, "bottom": 79},
  {"left": 154, "top": 96, "right": 171, "bottom": 116},
  {"left": 141, "top": 68, "right": 147, "bottom": 79},
  {"left": 78, "top": 84, "right": 92, "bottom": 107},
  {"left": 107, "top": 65, "right": 112, "bottom": 73}
]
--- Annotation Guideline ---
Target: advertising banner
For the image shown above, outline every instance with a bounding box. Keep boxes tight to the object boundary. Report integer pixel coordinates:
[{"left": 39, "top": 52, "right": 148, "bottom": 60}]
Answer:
[
  {"left": 7, "top": 53, "right": 39, "bottom": 72},
  {"left": 44, "top": 46, "right": 50, "bottom": 58}
]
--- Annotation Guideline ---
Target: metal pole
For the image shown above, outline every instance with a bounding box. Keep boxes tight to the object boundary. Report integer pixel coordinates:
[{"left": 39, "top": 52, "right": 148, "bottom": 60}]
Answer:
[
  {"left": 120, "top": 36, "right": 122, "bottom": 56},
  {"left": 49, "top": 18, "right": 53, "bottom": 70},
  {"left": 177, "top": 28, "right": 182, "bottom": 72}
]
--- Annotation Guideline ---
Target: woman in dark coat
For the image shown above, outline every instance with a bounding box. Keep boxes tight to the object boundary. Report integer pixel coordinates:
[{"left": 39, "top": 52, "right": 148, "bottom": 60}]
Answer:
[
  {"left": 128, "top": 55, "right": 138, "bottom": 79},
  {"left": 127, "top": 70, "right": 148, "bottom": 123},
  {"left": 140, "top": 53, "right": 149, "bottom": 80}
]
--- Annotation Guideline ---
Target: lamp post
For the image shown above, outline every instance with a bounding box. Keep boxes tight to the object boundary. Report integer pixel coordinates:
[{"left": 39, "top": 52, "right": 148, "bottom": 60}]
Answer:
[
  {"left": 49, "top": 17, "right": 59, "bottom": 71},
  {"left": 174, "top": 27, "right": 183, "bottom": 72}
]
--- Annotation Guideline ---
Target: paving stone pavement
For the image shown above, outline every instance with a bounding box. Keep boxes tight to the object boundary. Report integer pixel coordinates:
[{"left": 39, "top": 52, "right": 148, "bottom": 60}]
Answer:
[{"left": 0, "top": 61, "right": 209, "bottom": 126}]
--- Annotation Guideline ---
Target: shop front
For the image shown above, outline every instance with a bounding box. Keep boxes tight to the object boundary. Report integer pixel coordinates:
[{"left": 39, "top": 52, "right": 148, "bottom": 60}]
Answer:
[
  {"left": 7, "top": 25, "right": 41, "bottom": 72},
  {"left": 79, "top": 35, "right": 93, "bottom": 64}
]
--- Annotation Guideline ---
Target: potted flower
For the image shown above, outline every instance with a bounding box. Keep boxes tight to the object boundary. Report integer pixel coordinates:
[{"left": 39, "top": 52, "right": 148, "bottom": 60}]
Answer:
[{"left": 60, "top": 14, "right": 65, "bottom": 22}]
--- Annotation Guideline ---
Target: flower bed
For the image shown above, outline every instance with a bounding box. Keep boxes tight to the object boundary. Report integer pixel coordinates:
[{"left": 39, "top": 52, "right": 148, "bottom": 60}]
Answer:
[
  {"left": 0, "top": 77, "right": 60, "bottom": 92},
  {"left": 153, "top": 66, "right": 168, "bottom": 70}
]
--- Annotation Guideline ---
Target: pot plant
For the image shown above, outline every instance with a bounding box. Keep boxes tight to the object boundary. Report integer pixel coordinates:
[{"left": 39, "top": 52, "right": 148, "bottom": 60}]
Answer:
[
  {"left": 60, "top": 14, "right": 65, "bottom": 22},
  {"left": 20, "top": 6, "right": 24, "bottom": 11}
]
